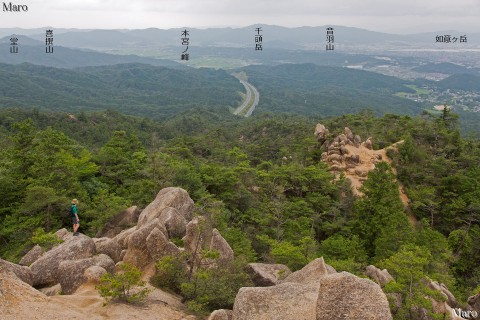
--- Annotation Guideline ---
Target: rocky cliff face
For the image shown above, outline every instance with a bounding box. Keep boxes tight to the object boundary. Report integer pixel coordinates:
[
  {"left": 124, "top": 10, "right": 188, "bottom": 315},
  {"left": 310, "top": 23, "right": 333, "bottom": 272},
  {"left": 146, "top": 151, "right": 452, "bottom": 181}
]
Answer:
[
  {"left": 0, "top": 187, "right": 233, "bottom": 320},
  {"left": 211, "top": 258, "right": 393, "bottom": 320},
  {"left": 364, "top": 265, "right": 465, "bottom": 320},
  {"left": 315, "top": 124, "right": 410, "bottom": 210},
  {"left": 316, "top": 124, "right": 397, "bottom": 195},
  {"left": 5, "top": 186, "right": 464, "bottom": 320}
]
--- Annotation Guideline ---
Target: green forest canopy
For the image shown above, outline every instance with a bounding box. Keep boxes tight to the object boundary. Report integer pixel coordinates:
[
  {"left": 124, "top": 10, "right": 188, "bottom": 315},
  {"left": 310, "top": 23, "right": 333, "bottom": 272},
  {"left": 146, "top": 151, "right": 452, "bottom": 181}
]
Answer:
[{"left": 0, "top": 108, "right": 479, "bottom": 318}]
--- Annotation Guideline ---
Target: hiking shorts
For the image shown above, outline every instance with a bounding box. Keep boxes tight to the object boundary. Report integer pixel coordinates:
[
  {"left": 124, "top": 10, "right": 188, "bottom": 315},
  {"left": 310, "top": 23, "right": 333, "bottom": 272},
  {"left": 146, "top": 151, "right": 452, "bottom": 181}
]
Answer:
[{"left": 72, "top": 218, "right": 79, "bottom": 225}]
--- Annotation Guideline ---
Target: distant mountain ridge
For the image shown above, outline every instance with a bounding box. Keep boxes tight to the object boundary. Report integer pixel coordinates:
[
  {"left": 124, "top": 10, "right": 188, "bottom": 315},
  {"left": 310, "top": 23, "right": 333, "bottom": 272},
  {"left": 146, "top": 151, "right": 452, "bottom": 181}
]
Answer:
[
  {"left": 0, "top": 35, "right": 184, "bottom": 69},
  {"left": 1, "top": 25, "right": 478, "bottom": 51},
  {"left": 437, "top": 74, "right": 480, "bottom": 91},
  {"left": 413, "top": 63, "right": 480, "bottom": 75}
]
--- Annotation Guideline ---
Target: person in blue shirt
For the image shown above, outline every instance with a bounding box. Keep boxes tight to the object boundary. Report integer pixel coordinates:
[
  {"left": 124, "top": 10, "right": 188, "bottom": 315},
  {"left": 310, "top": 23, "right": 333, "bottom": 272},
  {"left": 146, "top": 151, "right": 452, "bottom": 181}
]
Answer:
[{"left": 71, "top": 199, "right": 80, "bottom": 236}]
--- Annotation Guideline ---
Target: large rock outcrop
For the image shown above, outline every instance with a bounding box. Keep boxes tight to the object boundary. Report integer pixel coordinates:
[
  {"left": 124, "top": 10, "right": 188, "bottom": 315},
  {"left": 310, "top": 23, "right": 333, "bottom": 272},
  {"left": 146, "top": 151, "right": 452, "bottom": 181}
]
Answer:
[
  {"left": 0, "top": 269, "right": 46, "bottom": 309},
  {"left": 183, "top": 216, "right": 212, "bottom": 253},
  {"left": 123, "top": 218, "right": 162, "bottom": 268},
  {"left": 55, "top": 228, "right": 72, "bottom": 241},
  {"left": 182, "top": 217, "right": 234, "bottom": 264},
  {"left": 19, "top": 245, "right": 45, "bottom": 266},
  {"left": 30, "top": 234, "right": 96, "bottom": 287},
  {"left": 365, "top": 265, "right": 394, "bottom": 286},
  {"left": 58, "top": 254, "right": 115, "bottom": 294},
  {"left": 316, "top": 124, "right": 403, "bottom": 197},
  {"left": 282, "top": 257, "right": 334, "bottom": 285},
  {"left": 96, "top": 205, "right": 141, "bottom": 238},
  {"left": 314, "top": 124, "right": 329, "bottom": 144},
  {"left": 157, "top": 207, "right": 188, "bottom": 238},
  {"left": 113, "top": 226, "right": 137, "bottom": 250},
  {"left": 233, "top": 282, "right": 319, "bottom": 320},
  {"left": 93, "top": 237, "right": 122, "bottom": 263},
  {"left": 39, "top": 283, "right": 62, "bottom": 296},
  {"left": 122, "top": 218, "right": 166, "bottom": 268},
  {"left": 84, "top": 265, "right": 107, "bottom": 283},
  {"left": 232, "top": 258, "right": 391, "bottom": 320},
  {"left": 316, "top": 272, "right": 392, "bottom": 320},
  {"left": 247, "top": 263, "right": 292, "bottom": 286},
  {"left": 210, "top": 228, "right": 234, "bottom": 262},
  {"left": 146, "top": 227, "right": 181, "bottom": 261},
  {"left": 0, "top": 258, "right": 33, "bottom": 285},
  {"left": 427, "top": 280, "right": 457, "bottom": 308},
  {"left": 468, "top": 293, "right": 480, "bottom": 314},
  {"left": 208, "top": 309, "right": 233, "bottom": 320},
  {"left": 137, "top": 187, "right": 194, "bottom": 228}
]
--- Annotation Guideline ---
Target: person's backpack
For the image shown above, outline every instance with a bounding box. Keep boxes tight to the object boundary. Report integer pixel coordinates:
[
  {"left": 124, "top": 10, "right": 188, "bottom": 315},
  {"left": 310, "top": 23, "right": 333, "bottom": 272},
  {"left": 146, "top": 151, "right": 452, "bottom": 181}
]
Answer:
[{"left": 69, "top": 205, "right": 75, "bottom": 217}]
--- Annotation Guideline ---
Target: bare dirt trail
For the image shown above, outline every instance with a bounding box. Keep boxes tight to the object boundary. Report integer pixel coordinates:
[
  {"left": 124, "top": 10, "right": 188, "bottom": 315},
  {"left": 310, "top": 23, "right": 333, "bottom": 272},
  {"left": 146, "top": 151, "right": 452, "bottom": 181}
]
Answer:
[{"left": 0, "top": 270, "right": 193, "bottom": 320}]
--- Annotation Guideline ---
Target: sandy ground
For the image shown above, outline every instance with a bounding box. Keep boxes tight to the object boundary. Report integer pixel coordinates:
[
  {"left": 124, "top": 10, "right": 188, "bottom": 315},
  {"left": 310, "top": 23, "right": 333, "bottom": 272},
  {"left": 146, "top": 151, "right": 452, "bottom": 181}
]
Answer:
[
  {"left": 0, "top": 271, "right": 194, "bottom": 320},
  {"left": 342, "top": 142, "right": 409, "bottom": 203},
  {"left": 338, "top": 141, "right": 417, "bottom": 224}
]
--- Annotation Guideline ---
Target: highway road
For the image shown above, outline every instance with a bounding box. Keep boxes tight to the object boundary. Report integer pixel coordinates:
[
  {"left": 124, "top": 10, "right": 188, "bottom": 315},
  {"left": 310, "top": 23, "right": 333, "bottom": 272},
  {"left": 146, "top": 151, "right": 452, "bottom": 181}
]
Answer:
[{"left": 233, "top": 77, "right": 259, "bottom": 117}]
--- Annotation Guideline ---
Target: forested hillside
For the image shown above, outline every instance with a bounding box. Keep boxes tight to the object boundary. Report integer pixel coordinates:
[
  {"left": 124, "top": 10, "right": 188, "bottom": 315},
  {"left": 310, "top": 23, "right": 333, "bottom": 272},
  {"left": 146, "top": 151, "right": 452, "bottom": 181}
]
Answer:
[
  {"left": 0, "top": 107, "right": 479, "bottom": 318},
  {"left": 0, "top": 63, "right": 243, "bottom": 118},
  {"left": 240, "top": 63, "right": 421, "bottom": 116}
]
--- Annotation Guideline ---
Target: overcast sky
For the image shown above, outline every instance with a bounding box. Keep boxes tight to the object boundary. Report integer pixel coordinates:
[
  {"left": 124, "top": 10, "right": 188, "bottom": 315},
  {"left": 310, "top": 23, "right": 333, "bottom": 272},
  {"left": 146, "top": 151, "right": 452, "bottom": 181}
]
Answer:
[{"left": 1, "top": 0, "right": 479, "bottom": 34}]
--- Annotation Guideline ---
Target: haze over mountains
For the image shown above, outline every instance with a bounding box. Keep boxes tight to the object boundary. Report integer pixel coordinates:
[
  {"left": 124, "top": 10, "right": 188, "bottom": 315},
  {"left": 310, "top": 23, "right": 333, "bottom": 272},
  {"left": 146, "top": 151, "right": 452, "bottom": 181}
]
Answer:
[
  {"left": 0, "top": 25, "right": 479, "bottom": 133},
  {"left": 1, "top": 22, "right": 480, "bottom": 319},
  {"left": 1, "top": 25, "right": 479, "bottom": 51},
  {"left": 0, "top": 35, "right": 183, "bottom": 68}
]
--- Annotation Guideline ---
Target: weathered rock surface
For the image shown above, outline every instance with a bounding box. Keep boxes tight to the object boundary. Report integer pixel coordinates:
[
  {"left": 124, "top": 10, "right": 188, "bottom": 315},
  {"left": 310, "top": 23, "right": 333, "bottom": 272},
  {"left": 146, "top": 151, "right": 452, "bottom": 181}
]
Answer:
[
  {"left": 0, "top": 258, "right": 33, "bottom": 285},
  {"left": 146, "top": 227, "right": 181, "bottom": 261},
  {"left": 233, "top": 282, "right": 318, "bottom": 320},
  {"left": 84, "top": 265, "right": 107, "bottom": 283},
  {"left": 55, "top": 228, "right": 72, "bottom": 241},
  {"left": 158, "top": 207, "right": 188, "bottom": 238},
  {"left": 113, "top": 226, "right": 137, "bottom": 250},
  {"left": 232, "top": 259, "right": 389, "bottom": 320},
  {"left": 427, "top": 280, "right": 457, "bottom": 308},
  {"left": 209, "top": 309, "right": 233, "bottom": 320},
  {"left": 19, "top": 245, "right": 45, "bottom": 266},
  {"left": 468, "top": 293, "right": 480, "bottom": 313},
  {"left": 93, "top": 237, "right": 122, "bottom": 263},
  {"left": 96, "top": 205, "right": 141, "bottom": 238},
  {"left": 354, "top": 135, "right": 362, "bottom": 146},
  {"left": 30, "top": 234, "right": 96, "bottom": 287},
  {"left": 182, "top": 216, "right": 213, "bottom": 253},
  {"left": 363, "top": 137, "right": 373, "bottom": 150},
  {"left": 314, "top": 124, "right": 329, "bottom": 143},
  {"left": 317, "top": 124, "right": 400, "bottom": 196},
  {"left": 247, "top": 263, "right": 292, "bottom": 286},
  {"left": 316, "top": 272, "right": 392, "bottom": 320},
  {"left": 120, "top": 249, "right": 127, "bottom": 261},
  {"left": 282, "top": 257, "right": 331, "bottom": 286},
  {"left": 58, "top": 254, "right": 114, "bottom": 294},
  {"left": 0, "top": 269, "right": 46, "bottom": 304},
  {"left": 182, "top": 217, "right": 234, "bottom": 266},
  {"left": 210, "top": 228, "right": 234, "bottom": 262},
  {"left": 39, "top": 283, "right": 62, "bottom": 296},
  {"left": 123, "top": 218, "right": 166, "bottom": 268},
  {"left": 365, "top": 265, "right": 394, "bottom": 286},
  {"left": 137, "top": 187, "right": 194, "bottom": 228}
]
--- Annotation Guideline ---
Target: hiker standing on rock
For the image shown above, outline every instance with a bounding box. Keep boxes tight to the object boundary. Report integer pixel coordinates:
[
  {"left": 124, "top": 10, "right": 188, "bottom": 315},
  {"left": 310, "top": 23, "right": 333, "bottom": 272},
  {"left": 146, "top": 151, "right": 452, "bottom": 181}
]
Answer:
[{"left": 71, "top": 199, "right": 80, "bottom": 236}]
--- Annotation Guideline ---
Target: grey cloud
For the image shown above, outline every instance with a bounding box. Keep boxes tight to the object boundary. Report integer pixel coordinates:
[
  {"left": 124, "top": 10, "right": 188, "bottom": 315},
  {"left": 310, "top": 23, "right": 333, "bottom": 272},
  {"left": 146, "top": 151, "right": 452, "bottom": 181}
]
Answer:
[{"left": 1, "top": 0, "right": 479, "bottom": 32}]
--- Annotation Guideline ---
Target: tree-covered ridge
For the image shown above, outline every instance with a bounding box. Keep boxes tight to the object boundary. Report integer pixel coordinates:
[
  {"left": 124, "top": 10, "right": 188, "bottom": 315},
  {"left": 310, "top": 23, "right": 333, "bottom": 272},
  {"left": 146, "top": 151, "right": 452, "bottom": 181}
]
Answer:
[
  {"left": 0, "top": 63, "right": 243, "bottom": 118},
  {"left": 0, "top": 108, "right": 479, "bottom": 318},
  {"left": 240, "top": 63, "right": 422, "bottom": 117}
]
